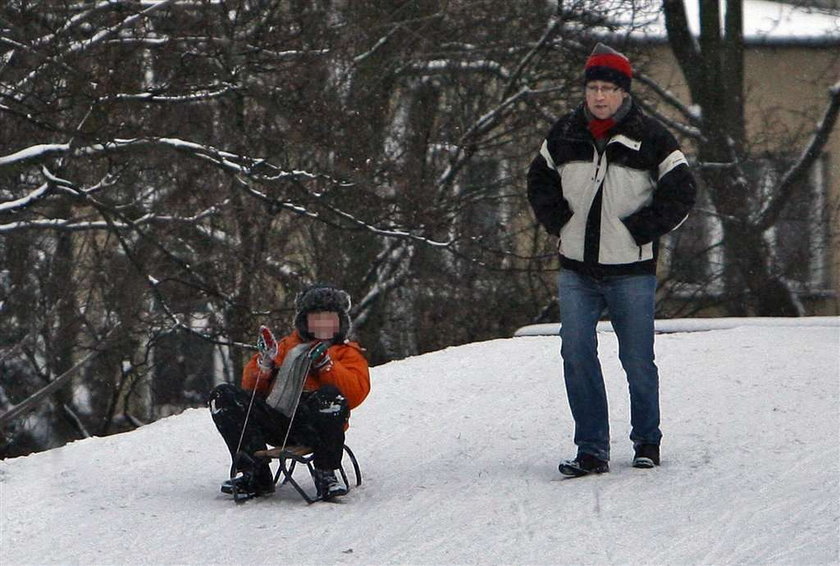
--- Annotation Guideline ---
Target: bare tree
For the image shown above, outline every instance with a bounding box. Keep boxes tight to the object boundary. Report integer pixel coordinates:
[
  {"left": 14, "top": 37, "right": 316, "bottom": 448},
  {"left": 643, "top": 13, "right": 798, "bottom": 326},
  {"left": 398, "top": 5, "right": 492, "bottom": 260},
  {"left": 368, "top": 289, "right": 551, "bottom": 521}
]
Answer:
[{"left": 2, "top": 0, "right": 614, "bottom": 456}]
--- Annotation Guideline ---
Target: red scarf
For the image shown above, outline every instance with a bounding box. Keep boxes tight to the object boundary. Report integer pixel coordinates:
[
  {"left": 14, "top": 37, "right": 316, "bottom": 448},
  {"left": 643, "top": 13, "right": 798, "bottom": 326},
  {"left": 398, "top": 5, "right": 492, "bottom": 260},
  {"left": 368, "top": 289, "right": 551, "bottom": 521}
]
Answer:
[{"left": 588, "top": 117, "right": 615, "bottom": 140}]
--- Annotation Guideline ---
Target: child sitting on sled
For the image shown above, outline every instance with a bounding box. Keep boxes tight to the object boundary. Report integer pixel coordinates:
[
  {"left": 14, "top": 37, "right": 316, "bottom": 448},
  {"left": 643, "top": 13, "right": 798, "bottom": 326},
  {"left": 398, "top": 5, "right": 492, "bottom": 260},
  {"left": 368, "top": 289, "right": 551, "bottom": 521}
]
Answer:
[{"left": 208, "top": 284, "right": 370, "bottom": 500}]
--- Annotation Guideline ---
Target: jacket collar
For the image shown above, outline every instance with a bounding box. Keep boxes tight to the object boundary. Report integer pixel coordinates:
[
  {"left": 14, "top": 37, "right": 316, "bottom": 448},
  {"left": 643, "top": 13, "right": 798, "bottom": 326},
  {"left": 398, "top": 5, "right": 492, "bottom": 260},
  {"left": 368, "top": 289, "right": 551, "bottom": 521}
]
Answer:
[{"left": 570, "top": 98, "right": 644, "bottom": 141}]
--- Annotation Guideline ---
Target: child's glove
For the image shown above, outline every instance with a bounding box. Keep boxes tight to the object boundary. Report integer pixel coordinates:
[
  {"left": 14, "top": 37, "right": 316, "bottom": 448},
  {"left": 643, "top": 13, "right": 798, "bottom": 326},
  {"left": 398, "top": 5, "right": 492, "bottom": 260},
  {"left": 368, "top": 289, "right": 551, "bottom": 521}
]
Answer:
[
  {"left": 257, "top": 326, "right": 278, "bottom": 373},
  {"left": 257, "top": 354, "right": 275, "bottom": 373},
  {"left": 308, "top": 341, "right": 332, "bottom": 370}
]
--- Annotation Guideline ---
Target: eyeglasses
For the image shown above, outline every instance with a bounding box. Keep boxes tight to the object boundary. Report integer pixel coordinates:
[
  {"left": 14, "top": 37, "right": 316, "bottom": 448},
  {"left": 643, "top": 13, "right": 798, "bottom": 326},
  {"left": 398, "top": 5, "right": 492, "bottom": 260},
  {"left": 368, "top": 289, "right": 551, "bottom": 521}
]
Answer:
[{"left": 585, "top": 85, "right": 622, "bottom": 95}]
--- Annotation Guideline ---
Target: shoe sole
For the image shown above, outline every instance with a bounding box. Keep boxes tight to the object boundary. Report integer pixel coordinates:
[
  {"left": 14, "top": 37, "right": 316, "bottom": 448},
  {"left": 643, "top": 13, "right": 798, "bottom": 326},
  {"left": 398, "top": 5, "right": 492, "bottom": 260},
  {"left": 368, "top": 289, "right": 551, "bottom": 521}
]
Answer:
[
  {"left": 221, "top": 483, "right": 274, "bottom": 498},
  {"left": 558, "top": 461, "right": 609, "bottom": 477},
  {"left": 320, "top": 490, "right": 349, "bottom": 501},
  {"left": 632, "top": 457, "right": 657, "bottom": 469}
]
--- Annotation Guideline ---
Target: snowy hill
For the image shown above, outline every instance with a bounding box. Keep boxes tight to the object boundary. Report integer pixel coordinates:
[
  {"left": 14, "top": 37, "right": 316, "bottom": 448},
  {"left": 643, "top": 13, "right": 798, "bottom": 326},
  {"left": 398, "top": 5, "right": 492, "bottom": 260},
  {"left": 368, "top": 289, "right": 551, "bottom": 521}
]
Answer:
[{"left": 1, "top": 323, "right": 838, "bottom": 566}]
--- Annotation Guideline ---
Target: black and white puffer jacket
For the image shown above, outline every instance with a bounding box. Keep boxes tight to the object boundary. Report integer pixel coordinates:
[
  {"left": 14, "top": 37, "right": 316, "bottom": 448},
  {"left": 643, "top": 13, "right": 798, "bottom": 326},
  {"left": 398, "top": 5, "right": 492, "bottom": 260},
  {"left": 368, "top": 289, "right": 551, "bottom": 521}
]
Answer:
[{"left": 527, "top": 101, "right": 696, "bottom": 277}]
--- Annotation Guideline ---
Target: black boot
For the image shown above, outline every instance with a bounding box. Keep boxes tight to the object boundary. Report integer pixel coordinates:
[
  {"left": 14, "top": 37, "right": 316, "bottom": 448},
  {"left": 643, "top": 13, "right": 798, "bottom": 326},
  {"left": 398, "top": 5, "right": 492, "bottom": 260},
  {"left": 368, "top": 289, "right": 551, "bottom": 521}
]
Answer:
[
  {"left": 632, "top": 444, "right": 660, "bottom": 468},
  {"left": 558, "top": 453, "right": 610, "bottom": 477},
  {"left": 312, "top": 468, "right": 348, "bottom": 500},
  {"left": 221, "top": 452, "right": 275, "bottom": 499}
]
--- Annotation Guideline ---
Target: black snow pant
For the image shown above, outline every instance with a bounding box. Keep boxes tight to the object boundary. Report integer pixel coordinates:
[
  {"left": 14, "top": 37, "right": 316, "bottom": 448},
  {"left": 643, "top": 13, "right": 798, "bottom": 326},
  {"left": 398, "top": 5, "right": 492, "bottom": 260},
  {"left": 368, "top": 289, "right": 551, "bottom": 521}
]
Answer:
[{"left": 208, "top": 383, "right": 350, "bottom": 473}]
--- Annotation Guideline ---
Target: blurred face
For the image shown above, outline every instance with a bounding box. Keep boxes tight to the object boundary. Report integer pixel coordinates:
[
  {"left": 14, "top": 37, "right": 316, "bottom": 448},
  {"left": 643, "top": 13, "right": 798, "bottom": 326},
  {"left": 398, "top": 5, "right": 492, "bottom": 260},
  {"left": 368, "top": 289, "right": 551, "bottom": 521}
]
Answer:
[
  {"left": 585, "top": 80, "right": 627, "bottom": 120},
  {"left": 307, "top": 311, "right": 340, "bottom": 340}
]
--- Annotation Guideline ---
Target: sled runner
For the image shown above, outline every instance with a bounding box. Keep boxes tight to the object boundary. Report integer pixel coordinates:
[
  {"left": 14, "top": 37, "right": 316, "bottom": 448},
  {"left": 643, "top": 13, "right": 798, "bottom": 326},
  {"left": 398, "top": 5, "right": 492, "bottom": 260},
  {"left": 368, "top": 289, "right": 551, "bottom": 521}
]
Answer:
[{"left": 254, "top": 444, "right": 362, "bottom": 504}]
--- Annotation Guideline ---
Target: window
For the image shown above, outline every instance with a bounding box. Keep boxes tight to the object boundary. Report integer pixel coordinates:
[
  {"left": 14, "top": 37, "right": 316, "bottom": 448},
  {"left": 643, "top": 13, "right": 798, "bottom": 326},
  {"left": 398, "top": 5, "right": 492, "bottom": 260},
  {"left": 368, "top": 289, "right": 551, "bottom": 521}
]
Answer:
[
  {"left": 463, "top": 159, "right": 503, "bottom": 234},
  {"left": 663, "top": 185, "right": 724, "bottom": 295},
  {"left": 664, "top": 154, "right": 830, "bottom": 296},
  {"left": 767, "top": 154, "right": 830, "bottom": 290}
]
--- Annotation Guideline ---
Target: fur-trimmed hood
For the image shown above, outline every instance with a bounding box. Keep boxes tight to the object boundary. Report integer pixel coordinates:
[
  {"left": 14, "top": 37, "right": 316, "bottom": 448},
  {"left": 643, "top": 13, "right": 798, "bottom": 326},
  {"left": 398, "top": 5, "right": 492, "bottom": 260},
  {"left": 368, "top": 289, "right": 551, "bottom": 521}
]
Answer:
[{"left": 293, "top": 284, "right": 352, "bottom": 343}]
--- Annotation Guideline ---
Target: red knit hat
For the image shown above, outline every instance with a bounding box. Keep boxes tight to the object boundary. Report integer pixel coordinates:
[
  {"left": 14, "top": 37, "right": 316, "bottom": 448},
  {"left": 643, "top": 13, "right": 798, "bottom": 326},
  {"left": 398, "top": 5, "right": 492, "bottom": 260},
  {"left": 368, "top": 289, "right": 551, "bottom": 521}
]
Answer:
[{"left": 584, "top": 43, "right": 632, "bottom": 91}]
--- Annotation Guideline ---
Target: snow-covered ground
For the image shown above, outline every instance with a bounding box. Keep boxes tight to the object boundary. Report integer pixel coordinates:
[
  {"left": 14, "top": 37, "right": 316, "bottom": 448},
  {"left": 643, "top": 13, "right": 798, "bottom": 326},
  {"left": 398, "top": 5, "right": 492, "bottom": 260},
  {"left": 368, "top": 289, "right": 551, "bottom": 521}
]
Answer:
[{"left": 1, "top": 321, "right": 838, "bottom": 566}]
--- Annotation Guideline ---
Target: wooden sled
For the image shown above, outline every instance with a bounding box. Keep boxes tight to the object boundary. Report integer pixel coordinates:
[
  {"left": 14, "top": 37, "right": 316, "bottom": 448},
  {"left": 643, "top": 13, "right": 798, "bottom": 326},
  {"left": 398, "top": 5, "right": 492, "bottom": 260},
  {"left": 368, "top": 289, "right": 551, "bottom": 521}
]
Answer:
[{"left": 253, "top": 444, "right": 362, "bottom": 504}]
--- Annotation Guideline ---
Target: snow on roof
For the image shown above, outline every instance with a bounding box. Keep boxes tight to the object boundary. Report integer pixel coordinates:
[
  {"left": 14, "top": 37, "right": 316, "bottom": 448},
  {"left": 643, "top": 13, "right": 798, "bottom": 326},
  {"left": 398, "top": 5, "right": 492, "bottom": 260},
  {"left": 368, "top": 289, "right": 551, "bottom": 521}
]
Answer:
[{"left": 606, "top": 0, "right": 840, "bottom": 44}]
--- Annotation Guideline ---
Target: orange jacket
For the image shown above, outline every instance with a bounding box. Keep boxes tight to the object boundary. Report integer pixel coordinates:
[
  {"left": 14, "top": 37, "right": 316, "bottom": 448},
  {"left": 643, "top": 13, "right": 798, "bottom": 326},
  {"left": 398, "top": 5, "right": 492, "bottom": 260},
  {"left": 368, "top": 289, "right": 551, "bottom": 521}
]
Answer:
[{"left": 241, "top": 330, "right": 370, "bottom": 410}]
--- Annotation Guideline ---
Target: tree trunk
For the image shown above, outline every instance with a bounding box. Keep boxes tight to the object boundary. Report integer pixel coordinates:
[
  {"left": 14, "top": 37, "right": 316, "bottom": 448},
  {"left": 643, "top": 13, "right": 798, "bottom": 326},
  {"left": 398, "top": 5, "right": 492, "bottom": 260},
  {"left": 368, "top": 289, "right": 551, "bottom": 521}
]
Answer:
[
  {"left": 48, "top": 218, "right": 84, "bottom": 441},
  {"left": 665, "top": 0, "right": 803, "bottom": 316}
]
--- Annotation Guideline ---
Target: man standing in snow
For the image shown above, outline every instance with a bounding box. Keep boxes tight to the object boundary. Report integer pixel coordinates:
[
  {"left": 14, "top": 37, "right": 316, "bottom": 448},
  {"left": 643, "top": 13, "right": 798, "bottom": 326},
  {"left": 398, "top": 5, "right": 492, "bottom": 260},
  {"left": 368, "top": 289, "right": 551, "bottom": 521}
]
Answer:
[
  {"left": 208, "top": 284, "right": 370, "bottom": 499},
  {"left": 527, "top": 43, "right": 696, "bottom": 476}
]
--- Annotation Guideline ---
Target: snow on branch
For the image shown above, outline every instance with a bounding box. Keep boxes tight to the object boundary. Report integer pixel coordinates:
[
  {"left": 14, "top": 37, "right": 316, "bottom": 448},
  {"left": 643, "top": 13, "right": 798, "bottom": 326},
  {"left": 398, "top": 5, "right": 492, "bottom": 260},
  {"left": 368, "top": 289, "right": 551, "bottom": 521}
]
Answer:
[
  {"left": 0, "top": 205, "right": 231, "bottom": 235},
  {"left": 401, "top": 59, "right": 511, "bottom": 80},
  {"left": 353, "top": 26, "right": 400, "bottom": 64},
  {"left": 150, "top": 137, "right": 331, "bottom": 183},
  {"left": 0, "top": 143, "right": 72, "bottom": 166},
  {"left": 0, "top": 167, "right": 227, "bottom": 234},
  {"left": 103, "top": 84, "right": 238, "bottom": 103},
  {"left": 0, "top": 182, "right": 51, "bottom": 213},
  {"left": 0, "top": 136, "right": 440, "bottom": 248},
  {"left": 315, "top": 195, "right": 454, "bottom": 248},
  {"left": 0, "top": 219, "right": 112, "bottom": 233},
  {"left": 25, "top": 0, "right": 121, "bottom": 51},
  {"left": 242, "top": 180, "right": 453, "bottom": 248},
  {"left": 0, "top": 137, "right": 324, "bottom": 183},
  {"left": 9, "top": 0, "right": 177, "bottom": 97}
]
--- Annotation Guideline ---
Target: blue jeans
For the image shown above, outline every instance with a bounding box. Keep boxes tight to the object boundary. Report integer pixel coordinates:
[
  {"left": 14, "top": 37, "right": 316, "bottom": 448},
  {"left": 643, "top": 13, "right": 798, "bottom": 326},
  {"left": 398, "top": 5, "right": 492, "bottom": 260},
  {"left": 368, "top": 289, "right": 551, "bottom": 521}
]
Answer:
[{"left": 558, "top": 269, "right": 662, "bottom": 461}]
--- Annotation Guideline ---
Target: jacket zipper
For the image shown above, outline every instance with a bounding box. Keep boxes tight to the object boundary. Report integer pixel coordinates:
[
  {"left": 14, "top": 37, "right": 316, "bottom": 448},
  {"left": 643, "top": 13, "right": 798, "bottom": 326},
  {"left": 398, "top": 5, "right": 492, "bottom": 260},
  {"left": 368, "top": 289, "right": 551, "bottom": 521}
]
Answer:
[{"left": 583, "top": 147, "right": 606, "bottom": 266}]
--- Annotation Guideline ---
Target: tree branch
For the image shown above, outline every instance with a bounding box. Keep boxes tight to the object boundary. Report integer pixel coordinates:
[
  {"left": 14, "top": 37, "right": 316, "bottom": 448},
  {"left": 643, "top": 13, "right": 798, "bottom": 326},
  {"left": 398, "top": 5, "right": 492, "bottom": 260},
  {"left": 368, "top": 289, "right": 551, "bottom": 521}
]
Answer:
[
  {"left": 662, "top": 0, "right": 705, "bottom": 99},
  {"left": 0, "top": 341, "right": 104, "bottom": 426},
  {"left": 758, "top": 80, "right": 840, "bottom": 231}
]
